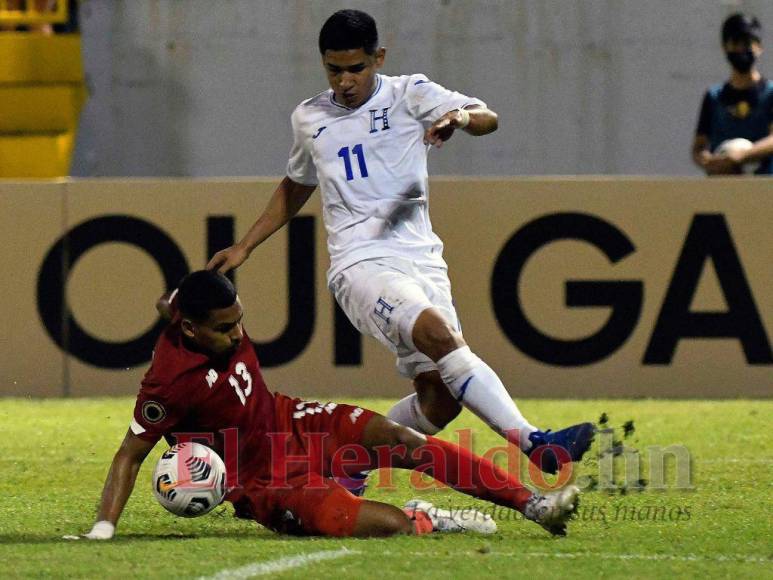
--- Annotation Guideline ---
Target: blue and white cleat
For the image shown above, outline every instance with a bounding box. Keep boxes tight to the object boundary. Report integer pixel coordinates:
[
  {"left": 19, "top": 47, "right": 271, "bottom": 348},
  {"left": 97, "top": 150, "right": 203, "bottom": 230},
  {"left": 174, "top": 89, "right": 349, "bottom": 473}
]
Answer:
[{"left": 526, "top": 422, "right": 595, "bottom": 474}]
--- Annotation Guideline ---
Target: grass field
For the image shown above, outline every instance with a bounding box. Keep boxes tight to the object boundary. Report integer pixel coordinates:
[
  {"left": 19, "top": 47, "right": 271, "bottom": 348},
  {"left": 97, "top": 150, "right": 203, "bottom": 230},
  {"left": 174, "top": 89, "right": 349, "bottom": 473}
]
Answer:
[{"left": 1, "top": 398, "right": 771, "bottom": 579}]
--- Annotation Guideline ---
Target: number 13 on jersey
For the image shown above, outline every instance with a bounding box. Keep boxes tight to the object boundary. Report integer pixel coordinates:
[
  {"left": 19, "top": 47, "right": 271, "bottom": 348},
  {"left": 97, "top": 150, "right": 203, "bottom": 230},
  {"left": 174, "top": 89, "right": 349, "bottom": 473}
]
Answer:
[
  {"left": 228, "top": 362, "right": 253, "bottom": 405},
  {"left": 338, "top": 144, "right": 368, "bottom": 181}
]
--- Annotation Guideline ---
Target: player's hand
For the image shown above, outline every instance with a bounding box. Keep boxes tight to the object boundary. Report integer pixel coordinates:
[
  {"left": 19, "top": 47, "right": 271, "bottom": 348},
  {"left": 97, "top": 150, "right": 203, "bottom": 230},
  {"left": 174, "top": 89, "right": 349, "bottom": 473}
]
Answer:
[
  {"left": 63, "top": 521, "right": 115, "bottom": 541},
  {"left": 156, "top": 289, "right": 177, "bottom": 321},
  {"left": 704, "top": 154, "right": 741, "bottom": 175},
  {"left": 423, "top": 110, "right": 466, "bottom": 148},
  {"left": 207, "top": 244, "right": 250, "bottom": 274}
]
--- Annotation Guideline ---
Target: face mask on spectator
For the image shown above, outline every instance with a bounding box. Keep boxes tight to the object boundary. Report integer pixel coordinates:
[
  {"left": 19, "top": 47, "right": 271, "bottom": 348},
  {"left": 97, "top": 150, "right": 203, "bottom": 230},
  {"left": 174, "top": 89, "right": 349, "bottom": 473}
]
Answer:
[{"left": 726, "top": 49, "right": 757, "bottom": 73}]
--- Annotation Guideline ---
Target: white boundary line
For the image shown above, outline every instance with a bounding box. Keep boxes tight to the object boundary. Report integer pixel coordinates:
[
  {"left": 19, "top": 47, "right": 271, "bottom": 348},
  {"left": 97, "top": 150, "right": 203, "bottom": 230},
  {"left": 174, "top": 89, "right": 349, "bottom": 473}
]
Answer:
[{"left": 196, "top": 548, "right": 359, "bottom": 580}]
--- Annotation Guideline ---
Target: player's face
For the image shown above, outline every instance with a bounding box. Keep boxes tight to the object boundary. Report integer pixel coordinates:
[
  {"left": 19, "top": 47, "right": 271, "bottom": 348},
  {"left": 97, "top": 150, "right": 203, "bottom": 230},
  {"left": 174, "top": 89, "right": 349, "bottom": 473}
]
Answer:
[
  {"left": 185, "top": 298, "right": 244, "bottom": 357},
  {"left": 322, "top": 47, "right": 385, "bottom": 108}
]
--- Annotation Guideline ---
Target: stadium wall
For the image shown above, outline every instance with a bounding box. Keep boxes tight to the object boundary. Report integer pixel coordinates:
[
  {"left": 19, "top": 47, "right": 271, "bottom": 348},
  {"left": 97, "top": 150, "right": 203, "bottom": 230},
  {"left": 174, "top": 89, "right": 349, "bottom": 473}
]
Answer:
[
  {"left": 2, "top": 178, "right": 771, "bottom": 399},
  {"left": 73, "top": 0, "right": 773, "bottom": 178}
]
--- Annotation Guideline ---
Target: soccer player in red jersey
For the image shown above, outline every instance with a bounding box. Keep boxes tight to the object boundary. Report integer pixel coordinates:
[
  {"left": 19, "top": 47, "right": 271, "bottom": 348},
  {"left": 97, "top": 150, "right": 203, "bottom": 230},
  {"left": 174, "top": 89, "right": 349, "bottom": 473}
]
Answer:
[{"left": 76, "top": 271, "right": 579, "bottom": 540}]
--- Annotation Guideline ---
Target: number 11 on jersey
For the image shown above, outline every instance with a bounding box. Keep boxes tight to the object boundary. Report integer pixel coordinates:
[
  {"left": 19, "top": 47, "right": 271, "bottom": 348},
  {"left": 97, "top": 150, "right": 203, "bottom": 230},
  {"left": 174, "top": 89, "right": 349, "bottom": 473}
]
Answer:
[{"left": 338, "top": 144, "right": 369, "bottom": 181}]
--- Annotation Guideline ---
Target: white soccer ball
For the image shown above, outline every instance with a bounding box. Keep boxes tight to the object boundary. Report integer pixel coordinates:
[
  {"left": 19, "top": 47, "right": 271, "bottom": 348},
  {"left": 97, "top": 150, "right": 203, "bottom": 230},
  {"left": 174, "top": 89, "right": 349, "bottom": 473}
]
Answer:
[
  {"left": 715, "top": 138, "right": 759, "bottom": 174},
  {"left": 152, "top": 442, "right": 227, "bottom": 517}
]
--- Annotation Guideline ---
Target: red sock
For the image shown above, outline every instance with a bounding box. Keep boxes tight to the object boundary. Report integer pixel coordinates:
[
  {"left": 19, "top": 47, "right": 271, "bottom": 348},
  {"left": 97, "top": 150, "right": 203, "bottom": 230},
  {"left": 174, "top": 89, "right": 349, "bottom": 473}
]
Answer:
[
  {"left": 404, "top": 508, "right": 434, "bottom": 535},
  {"left": 416, "top": 436, "right": 533, "bottom": 512}
]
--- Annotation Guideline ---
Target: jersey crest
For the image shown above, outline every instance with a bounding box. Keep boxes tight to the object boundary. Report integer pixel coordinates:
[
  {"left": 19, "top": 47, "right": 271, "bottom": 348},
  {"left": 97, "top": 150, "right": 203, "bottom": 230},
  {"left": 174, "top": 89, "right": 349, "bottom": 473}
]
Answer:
[{"left": 369, "top": 107, "right": 391, "bottom": 133}]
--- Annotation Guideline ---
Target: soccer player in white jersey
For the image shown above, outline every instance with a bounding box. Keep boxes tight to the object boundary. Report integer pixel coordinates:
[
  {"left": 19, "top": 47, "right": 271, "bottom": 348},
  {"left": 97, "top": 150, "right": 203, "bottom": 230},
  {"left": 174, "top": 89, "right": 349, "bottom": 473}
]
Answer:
[{"left": 208, "top": 9, "right": 594, "bottom": 488}]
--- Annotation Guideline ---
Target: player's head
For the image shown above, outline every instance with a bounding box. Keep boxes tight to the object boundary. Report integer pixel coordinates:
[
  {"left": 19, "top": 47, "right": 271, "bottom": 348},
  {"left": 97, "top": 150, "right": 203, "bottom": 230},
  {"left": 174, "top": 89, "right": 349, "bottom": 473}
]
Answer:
[
  {"left": 177, "top": 270, "right": 243, "bottom": 356},
  {"left": 319, "top": 9, "right": 385, "bottom": 109},
  {"left": 721, "top": 13, "right": 763, "bottom": 73}
]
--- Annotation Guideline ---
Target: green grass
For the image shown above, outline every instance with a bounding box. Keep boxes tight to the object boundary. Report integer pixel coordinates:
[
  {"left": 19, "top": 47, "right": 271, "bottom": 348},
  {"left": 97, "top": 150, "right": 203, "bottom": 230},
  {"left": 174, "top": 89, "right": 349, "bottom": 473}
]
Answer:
[{"left": 1, "top": 398, "right": 771, "bottom": 579}]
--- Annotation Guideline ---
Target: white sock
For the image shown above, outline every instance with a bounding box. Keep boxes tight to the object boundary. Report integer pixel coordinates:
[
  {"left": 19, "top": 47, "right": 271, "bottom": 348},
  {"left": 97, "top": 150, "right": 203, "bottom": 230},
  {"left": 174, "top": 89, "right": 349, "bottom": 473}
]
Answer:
[
  {"left": 386, "top": 393, "right": 442, "bottom": 435},
  {"left": 436, "top": 346, "right": 537, "bottom": 449}
]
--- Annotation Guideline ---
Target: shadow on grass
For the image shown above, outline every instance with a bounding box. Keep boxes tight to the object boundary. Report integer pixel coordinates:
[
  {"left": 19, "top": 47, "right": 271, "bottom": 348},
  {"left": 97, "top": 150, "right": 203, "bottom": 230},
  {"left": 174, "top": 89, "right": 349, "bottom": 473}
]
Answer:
[{"left": 0, "top": 529, "right": 424, "bottom": 546}]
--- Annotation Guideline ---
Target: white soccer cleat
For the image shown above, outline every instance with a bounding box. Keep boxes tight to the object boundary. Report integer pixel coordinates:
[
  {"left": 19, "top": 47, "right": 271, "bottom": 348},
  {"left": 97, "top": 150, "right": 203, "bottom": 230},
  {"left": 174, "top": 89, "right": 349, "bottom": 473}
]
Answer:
[
  {"left": 404, "top": 499, "right": 497, "bottom": 534},
  {"left": 523, "top": 485, "right": 580, "bottom": 536}
]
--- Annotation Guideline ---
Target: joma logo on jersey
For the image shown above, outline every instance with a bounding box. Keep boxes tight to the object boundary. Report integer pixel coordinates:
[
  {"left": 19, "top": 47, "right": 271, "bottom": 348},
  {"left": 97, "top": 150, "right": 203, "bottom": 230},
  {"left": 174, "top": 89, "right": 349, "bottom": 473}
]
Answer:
[{"left": 369, "top": 107, "right": 390, "bottom": 133}]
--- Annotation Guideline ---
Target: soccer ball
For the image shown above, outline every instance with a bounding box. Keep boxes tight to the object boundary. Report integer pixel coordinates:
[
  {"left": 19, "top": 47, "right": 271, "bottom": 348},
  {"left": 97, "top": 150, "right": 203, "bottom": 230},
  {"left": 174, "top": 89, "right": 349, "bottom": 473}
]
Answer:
[
  {"left": 152, "top": 442, "right": 227, "bottom": 517},
  {"left": 715, "top": 138, "right": 759, "bottom": 174}
]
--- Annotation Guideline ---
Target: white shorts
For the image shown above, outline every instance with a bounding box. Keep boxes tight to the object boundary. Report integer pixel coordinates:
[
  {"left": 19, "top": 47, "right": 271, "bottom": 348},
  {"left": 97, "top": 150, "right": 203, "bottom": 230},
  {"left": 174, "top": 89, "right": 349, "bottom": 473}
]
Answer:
[{"left": 331, "top": 257, "right": 460, "bottom": 379}]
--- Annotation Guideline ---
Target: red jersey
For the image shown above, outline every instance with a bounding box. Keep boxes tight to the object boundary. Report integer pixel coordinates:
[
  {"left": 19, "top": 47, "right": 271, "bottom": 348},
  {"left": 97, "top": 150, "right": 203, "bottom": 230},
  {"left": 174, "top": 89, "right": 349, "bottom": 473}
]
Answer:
[{"left": 131, "top": 315, "right": 275, "bottom": 491}]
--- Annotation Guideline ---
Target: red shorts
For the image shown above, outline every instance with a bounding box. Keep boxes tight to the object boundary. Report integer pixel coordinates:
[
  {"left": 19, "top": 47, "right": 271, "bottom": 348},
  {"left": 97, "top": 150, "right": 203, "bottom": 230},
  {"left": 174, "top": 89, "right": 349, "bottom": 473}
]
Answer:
[{"left": 235, "top": 394, "right": 376, "bottom": 536}]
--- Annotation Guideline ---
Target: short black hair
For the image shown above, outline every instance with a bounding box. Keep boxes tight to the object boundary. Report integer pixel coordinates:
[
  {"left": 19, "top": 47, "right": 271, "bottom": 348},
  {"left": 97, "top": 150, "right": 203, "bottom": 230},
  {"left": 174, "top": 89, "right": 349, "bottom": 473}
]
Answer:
[
  {"left": 722, "top": 13, "right": 762, "bottom": 44},
  {"left": 318, "top": 9, "right": 378, "bottom": 55},
  {"left": 177, "top": 270, "right": 237, "bottom": 322}
]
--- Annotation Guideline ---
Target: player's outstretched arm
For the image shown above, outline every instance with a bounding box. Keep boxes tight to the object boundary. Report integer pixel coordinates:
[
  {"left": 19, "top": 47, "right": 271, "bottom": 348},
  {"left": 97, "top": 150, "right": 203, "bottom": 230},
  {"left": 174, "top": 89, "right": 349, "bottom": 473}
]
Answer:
[
  {"left": 207, "top": 177, "right": 316, "bottom": 274},
  {"left": 68, "top": 430, "right": 156, "bottom": 540},
  {"left": 423, "top": 105, "right": 498, "bottom": 148}
]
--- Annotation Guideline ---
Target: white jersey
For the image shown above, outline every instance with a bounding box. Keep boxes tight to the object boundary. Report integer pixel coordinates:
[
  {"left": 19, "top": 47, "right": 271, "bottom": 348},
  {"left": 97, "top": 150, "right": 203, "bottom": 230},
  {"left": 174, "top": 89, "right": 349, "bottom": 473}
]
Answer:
[{"left": 286, "top": 73, "right": 485, "bottom": 284}]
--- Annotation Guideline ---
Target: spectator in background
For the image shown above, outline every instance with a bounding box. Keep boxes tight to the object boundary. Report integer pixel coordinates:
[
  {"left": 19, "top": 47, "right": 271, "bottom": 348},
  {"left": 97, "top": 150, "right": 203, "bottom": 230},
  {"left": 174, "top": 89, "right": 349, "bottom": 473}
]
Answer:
[
  {"left": 0, "top": 0, "right": 71, "bottom": 35},
  {"left": 693, "top": 13, "right": 773, "bottom": 175}
]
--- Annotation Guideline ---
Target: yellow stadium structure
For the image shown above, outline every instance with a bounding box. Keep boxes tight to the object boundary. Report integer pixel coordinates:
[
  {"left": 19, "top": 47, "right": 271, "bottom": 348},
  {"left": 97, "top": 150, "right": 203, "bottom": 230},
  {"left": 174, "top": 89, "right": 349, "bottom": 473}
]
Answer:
[{"left": 0, "top": 2, "right": 85, "bottom": 177}]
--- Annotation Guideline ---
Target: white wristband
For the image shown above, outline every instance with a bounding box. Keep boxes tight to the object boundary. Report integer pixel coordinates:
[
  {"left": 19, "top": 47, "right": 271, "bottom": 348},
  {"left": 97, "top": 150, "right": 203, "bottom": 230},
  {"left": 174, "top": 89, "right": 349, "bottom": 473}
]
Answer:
[{"left": 455, "top": 108, "right": 471, "bottom": 129}]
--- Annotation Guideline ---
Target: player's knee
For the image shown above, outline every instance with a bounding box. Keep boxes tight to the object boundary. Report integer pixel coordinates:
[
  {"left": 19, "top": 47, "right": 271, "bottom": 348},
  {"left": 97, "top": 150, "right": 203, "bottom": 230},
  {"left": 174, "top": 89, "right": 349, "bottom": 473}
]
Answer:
[
  {"left": 393, "top": 424, "right": 427, "bottom": 457},
  {"left": 412, "top": 310, "right": 465, "bottom": 361},
  {"left": 378, "top": 421, "right": 427, "bottom": 462},
  {"left": 311, "top": 489, "right": 366, "bottom": 537}
]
